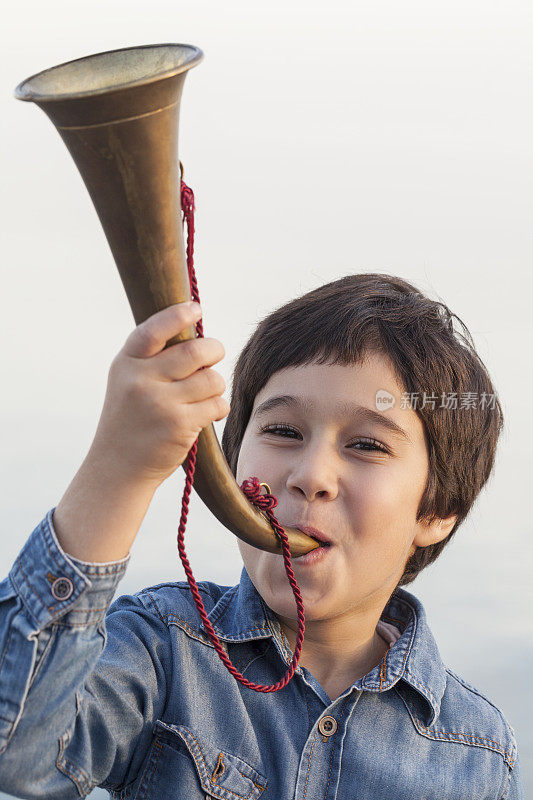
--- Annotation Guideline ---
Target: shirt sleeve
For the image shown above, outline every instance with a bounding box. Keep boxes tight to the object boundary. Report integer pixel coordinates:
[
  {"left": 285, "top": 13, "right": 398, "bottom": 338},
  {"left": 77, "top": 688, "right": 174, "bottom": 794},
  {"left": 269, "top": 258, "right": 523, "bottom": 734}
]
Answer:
[
  {"left": 0, "top": 508, "right": 171, "bottom": 798},
  {"left": 501, "top": 750, "right": 526, "bottom": 800}
]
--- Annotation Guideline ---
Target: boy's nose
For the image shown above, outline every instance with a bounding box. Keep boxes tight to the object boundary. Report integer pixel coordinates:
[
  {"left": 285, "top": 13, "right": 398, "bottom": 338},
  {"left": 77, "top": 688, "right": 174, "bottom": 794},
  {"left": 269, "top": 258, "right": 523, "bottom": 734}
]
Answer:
[{"left": 286, "top": 444, "right": 340, "bottom": 502}]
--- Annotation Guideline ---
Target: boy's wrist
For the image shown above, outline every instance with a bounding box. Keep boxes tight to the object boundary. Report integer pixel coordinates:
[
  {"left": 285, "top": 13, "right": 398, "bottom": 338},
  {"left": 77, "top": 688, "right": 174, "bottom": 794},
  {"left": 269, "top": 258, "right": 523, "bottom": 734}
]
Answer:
[
  {"left": 53, "top": 448, "right": 159, "bottom": 563},
  {"left": 85, "top": 439, "right": 165, "bottom": 493}
]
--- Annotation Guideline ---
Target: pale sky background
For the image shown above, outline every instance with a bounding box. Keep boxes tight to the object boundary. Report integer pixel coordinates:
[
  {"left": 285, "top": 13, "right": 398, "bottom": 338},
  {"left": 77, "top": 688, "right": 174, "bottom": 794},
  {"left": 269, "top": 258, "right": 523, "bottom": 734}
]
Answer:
[{"left": 1, "top": 0, "right": 532, "bottom": 797}]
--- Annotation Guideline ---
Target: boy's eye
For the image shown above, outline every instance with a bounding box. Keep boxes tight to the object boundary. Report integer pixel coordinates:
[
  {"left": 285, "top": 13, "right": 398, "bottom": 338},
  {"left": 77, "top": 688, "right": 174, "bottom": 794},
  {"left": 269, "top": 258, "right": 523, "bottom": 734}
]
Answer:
[
  {"left": 258, "top": 424, "right": 389, "bottom": 453},
  {"left": 260, "top": 423, "right": 300, "bottom": 439}
]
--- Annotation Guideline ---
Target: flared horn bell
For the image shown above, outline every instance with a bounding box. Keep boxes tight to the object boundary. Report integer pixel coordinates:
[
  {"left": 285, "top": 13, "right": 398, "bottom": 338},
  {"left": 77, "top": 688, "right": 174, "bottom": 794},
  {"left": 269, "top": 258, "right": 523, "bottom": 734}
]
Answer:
[{"left": 15, "top": 44, "right": 318, "bottom": 557}]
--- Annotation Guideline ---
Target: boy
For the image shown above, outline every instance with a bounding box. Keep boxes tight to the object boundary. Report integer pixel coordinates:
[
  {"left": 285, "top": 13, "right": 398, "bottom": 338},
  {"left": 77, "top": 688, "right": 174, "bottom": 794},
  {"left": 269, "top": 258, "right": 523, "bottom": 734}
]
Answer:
[{"left": 0, "top": 273, "right": 525, "bottom": 798}]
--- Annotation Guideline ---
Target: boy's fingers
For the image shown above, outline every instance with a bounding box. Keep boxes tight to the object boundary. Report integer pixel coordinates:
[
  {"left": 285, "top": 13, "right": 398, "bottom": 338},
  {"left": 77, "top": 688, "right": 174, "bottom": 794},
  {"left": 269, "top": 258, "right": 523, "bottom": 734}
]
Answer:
[
  {"left": 186, "top": 395, "right": 232, "bottom": 429},
  {"left": 123, "top": 302, "right": 202, "bottom": 359},
  {"left": 170, "top": 367, "right": 226, "bottom": 402},
  {"left": 154, "top": 337, "right": 225, "bottom": 381}
]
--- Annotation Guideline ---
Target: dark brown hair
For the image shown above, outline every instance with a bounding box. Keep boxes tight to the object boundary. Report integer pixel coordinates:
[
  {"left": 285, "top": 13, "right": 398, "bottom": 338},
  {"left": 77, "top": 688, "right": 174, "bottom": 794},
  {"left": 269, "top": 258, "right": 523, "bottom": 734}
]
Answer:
[{"left": 221, "top": 273, "right": 503, "bottom": 586}]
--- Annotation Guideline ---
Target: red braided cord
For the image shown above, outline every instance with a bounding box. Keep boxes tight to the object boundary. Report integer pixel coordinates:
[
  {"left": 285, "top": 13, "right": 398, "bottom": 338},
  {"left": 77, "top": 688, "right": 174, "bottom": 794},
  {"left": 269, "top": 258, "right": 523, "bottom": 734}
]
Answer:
[{"left": 178, "top": 177, "right": 306, "bottom": 692}]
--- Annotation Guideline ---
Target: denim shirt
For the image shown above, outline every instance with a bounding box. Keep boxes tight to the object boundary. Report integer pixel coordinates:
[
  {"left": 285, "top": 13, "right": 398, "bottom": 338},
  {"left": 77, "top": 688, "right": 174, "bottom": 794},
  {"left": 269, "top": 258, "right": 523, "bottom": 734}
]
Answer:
[{"left": 0, "top": 508, "right": 525, "bottom": 800}]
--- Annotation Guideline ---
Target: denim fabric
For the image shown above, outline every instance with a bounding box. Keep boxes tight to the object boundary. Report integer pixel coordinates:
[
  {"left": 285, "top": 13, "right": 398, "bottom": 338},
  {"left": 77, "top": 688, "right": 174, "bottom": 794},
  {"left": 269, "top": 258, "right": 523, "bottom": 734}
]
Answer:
[{"left": 0, "top": 508, "right": 525, "bottom": 799}]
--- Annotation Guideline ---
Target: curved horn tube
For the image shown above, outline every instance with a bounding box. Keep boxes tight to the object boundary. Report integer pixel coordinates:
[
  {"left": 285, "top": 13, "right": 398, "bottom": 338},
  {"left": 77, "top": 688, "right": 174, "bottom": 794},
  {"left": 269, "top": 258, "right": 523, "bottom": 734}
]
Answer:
[{"left": 15, "top": 44, "right": 318, "bottom": 557}]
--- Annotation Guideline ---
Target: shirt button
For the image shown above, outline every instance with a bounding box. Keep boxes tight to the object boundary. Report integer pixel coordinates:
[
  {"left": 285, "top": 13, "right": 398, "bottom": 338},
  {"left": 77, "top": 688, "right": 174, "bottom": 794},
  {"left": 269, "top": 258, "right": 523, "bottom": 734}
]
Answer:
[
  {"left": 50, "top": 577, "right": 74, "bottom": 601},
  {"left": 318, "top": 715, "right": 338, "bottom": 737}
]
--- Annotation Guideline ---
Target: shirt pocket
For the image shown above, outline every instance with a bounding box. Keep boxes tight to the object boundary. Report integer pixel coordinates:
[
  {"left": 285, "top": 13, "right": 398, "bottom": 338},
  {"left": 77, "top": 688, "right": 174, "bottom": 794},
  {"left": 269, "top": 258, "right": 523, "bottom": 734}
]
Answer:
[{"left": 134, "top": 719, "right": 268, "bottom": 800}]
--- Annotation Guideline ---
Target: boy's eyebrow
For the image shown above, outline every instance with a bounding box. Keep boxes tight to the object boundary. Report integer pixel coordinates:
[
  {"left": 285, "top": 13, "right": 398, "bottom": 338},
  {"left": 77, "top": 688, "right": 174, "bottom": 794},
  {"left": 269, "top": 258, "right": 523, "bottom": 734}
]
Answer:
[{"left": 252, "top": 394, "right": 412, "bottom": 443}]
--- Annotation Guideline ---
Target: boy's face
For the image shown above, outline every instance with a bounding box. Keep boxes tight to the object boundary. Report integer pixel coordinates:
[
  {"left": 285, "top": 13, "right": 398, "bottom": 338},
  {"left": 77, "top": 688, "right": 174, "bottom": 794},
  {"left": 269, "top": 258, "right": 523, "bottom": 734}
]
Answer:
[{"left": 235, "top": 353, "right": 455, "bottom": 623}]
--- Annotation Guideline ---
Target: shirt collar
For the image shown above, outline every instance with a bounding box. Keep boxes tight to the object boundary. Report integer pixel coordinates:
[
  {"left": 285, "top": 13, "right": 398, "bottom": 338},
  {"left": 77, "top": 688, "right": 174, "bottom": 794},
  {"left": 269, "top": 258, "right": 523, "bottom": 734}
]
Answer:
[{"left": 202, "top": 566, "right": 446, "bottom": 726}]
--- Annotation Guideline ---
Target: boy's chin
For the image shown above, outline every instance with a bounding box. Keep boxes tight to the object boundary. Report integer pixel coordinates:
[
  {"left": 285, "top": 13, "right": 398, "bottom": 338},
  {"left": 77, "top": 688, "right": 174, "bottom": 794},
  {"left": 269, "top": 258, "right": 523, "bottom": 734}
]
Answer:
[{"left": 268, "top": 583, "right": 347, "bottom": 621}]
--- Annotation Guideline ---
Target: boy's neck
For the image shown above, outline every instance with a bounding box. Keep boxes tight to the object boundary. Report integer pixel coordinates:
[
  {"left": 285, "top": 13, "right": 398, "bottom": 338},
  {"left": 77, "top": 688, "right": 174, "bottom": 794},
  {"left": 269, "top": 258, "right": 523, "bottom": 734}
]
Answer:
[{"left": 276, "top": 604, "right": 391, "bottom": 701}]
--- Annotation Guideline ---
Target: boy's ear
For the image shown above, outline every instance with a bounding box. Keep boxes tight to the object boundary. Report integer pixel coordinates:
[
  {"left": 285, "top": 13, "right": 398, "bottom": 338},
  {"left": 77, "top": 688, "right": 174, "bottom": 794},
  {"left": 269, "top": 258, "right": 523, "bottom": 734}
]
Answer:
[{"left": 412, "top": 513, "right": 458, "bottom": 549}]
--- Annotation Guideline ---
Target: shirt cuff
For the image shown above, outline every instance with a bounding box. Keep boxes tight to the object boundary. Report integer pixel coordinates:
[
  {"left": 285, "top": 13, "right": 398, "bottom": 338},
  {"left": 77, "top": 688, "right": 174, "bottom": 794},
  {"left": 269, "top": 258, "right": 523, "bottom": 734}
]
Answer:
[{"left": 9, "top": 507, "right": 130, "bottom": 631}]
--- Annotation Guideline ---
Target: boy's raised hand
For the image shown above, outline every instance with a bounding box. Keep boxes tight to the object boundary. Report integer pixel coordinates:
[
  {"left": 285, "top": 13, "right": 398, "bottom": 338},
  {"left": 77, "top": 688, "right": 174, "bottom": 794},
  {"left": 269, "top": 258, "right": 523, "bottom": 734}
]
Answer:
[
  {"left": 52, "top": 301, "right": 230, "bottom": 562},
  {"left": 90, "top": 301, "right": 231, "bottom": 488}
]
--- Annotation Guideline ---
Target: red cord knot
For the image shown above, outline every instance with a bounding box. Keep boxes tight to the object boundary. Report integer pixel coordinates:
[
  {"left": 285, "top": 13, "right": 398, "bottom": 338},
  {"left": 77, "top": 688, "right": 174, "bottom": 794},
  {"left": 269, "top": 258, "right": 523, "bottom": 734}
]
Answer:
[
  {"left": 240, "top": 477, "right": 278, "bottom": 511},
  {"left": 180, "top": 180, "right": 195, "bottom": 215}
]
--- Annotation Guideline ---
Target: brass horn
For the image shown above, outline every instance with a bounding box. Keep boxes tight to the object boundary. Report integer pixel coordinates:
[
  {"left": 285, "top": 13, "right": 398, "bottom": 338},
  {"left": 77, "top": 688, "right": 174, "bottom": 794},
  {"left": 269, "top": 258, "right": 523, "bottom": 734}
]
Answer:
[{"left": 15, "top": 44, "right": 317, "bottom": 557}]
